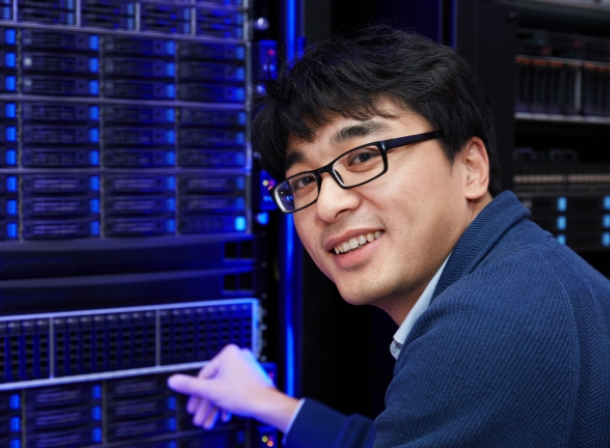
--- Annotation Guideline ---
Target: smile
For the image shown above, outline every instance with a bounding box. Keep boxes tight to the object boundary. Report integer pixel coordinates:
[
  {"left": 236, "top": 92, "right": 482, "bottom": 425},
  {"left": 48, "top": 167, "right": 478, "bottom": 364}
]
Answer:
[{"left": 333, "top": 231, "right": 383, "bottom": 254}]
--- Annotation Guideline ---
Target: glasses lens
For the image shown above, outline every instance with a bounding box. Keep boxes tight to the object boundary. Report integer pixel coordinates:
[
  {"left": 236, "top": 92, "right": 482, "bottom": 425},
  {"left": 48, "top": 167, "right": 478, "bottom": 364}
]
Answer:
[
  {"left": 333, "top": 145, "right": 384, "bottom": 187},
  {"left": 276, "top": 172, "right": 318, "bottom": 212}
]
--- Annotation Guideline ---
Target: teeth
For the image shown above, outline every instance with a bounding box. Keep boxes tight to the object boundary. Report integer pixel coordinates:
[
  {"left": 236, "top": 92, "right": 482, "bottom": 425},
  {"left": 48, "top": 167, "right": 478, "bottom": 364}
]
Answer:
[{"left": 333, "top": 231, "right": 383, "bottom": 254}]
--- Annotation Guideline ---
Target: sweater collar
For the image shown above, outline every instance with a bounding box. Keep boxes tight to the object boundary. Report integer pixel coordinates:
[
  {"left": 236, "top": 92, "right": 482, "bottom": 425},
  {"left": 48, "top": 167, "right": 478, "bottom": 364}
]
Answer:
[{"left": 432, "top": 191, "right": 530, "bottom": 300}]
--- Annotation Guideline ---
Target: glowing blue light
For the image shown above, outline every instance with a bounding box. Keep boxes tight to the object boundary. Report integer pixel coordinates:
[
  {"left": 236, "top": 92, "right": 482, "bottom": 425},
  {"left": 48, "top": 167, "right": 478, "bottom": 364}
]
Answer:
[
  {"left": 90, "top": 199, "right": 99, "bottom": 213},
  {"left": 165, "top": 84, "right": 175, "bottom": 98},
  {"left": 89, "top": 128, "right": 99, "bottom": 143},
  {"left": 5, "top": 149, "right": 15, "bottom": 165},
  {"left": 6, "top": 223, "right": 17, "bottom": 239},
  {"left": 557, "top": 197, "right": 567, "bottom": 212},
  {"left": 557, "top": 234, "right": 566, "bottom": 245},
  {"left": 166, "top": 152, "right": 175, "bottom": 166},
  {"left": 257, "top": 212, "right": 270, "bottom": 225},
  {"left": 235, "top": 216, "right": 247, "bottom": 231},
  {"left": 89, "top": 58, "right": 99, "bottom": 72},
  {"left": 88, "top": 35, "right": 99, "bottom": 50},
  {"left": 166, "top": 418, "right": 176, "bottom": 431},
  {"left": 91, "top": 406, "right": 101, "bottom": 420},
  {"left": 89, "top": 106, "right": 99, "bottom": 120},
  {"left": 5, "top": 29, "right": 15, "bottom": 45},
  {"left": 4, "top": 52, "right": 15, "bottom": 68},
  {"left": 89, "top": 80, "right": 99, "bottom": 95},
  {"left": 91, "top": 428, "right": 101, "bottom": 443},
  {"left": 166, "top": 220, "right": 176, "bottom": 233},
  {"left": 6, "top": 199, "right": 16, "bottom": 216},
  {"left": 5, "top": 103, "right": 15, "bottom": 118},
  {"left": 165, "top": 108, "right": 175, "bottom": 122},
  {"left": 166, "top": 41, "right": 175, "bottom": 55},
  {"left": 5, "top": 76, "right": 15, "bottom": 91},
  {"left": 89, "top": 151, "right": 99, "bottom": 166},
  {"left": 556, "top": 216, "right": 566, "bottom": 231},
  {"left": 9, "top": 394, "right": 19, "bottom": 410},
  {"left": 237, "top": 112, "right": 247, "bottom": 126},
  {"left": 165, "top": 130, "right": 175, "bottom": 144},
  {"left": 10, "top": 417, "right": 19, "bottom": 432},
  {"left": 166, "top": 176, "right": 175, "bottom": 190},
  {"left": 6, "top": 176, "right": 17, "bottom": 192},
  {"left": 604, "top": 215, "right": 610, "bottom": 229},
  {"left": 166, "top": 397, "right": 176, "bottom": 411},
  {"left": 604, "top": 233, "right": 610, "bottom": 247},
  {"left": 166, "top": 198, "right": 175, "bottom": 211},
  {"left": 90, "top": 221, "right": 100, "bottom": 236},
  {"left": 5, "top": 126, "right": 15, "bottom": 142},
  {"left": 165, "top": 62, "right": 175, "bottom": 77},
  {"left": 89, "top": 176, "right": 100, "bottom": 191},
  {"left": 91, "top": 385, "right": 101, "bottom": 399},
  {"left": 604, "top": 196, "right": 610, "bottom": 211},
  {"left": 10, "top": 439, "right": 20, "bottom": 448}
]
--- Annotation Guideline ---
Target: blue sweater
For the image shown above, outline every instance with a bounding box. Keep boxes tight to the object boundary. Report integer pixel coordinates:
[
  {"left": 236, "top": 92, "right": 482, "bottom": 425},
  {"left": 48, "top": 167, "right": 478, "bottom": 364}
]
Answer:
[{"left": 285, "top": 191, "right": 610, "bottom": 448}]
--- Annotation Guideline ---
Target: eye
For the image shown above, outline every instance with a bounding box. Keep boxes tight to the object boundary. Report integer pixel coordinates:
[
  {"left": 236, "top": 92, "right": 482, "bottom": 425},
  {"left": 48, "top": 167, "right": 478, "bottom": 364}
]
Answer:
[
  {"left": 345, "top": 146, "right": 382, "bottom": 168},
  {"left": 289, "top": 173, "right": 316, "bottom": 192}
]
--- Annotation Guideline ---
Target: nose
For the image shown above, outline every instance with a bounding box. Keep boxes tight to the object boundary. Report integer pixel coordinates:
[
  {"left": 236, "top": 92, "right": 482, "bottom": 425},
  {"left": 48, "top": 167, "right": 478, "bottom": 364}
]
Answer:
[{"left": 314, "top": 172, "right": 360, "bottom": 222}]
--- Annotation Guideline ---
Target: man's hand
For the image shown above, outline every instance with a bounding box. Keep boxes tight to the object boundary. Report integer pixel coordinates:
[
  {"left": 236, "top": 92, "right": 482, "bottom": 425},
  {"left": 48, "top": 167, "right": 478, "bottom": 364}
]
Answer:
[{"left": 167, "top": 344, "right": 299, "bottom": 432}]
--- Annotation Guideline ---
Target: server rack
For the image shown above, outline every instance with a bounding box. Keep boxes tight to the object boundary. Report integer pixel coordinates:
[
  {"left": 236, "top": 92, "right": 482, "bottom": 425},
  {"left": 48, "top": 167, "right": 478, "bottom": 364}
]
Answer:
[{"left": 0, "top": 1, "right": 280, "bottom": 447}]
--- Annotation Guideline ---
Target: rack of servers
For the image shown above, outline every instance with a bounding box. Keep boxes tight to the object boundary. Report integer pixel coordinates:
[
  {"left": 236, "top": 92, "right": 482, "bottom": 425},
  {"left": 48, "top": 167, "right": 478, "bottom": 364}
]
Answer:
[{"left": 0, "top": 0, "right": 280, "bottom": 447}]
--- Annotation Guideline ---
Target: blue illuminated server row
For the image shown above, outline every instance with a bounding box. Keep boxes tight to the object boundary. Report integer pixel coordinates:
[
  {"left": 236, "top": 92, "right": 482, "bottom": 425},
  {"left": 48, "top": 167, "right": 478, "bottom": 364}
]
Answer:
[{"left": 0, "top": 0, "right": 279, "bottom": 447}]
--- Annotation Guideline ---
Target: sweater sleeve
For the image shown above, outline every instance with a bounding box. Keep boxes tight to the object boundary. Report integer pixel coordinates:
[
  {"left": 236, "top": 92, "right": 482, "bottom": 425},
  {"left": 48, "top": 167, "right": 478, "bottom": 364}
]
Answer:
[
  {"left": 374, "top": 274, "right": 577, "bottom": 448},
  {"left": 284, "top": 398, "right": 375, "bottom": 448}
]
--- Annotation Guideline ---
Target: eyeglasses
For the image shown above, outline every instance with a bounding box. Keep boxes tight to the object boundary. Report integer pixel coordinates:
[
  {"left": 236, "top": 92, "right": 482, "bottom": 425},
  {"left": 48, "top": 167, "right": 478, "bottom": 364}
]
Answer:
[{"left": 271, "top": 130, "right": 442, "bottom": 213}]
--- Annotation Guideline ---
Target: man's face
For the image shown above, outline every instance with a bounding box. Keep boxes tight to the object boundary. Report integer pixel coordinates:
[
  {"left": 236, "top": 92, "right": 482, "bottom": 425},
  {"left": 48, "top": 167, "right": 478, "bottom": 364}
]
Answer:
[{"left": 286, "top": 101, "right": 490, "bottom": 323}]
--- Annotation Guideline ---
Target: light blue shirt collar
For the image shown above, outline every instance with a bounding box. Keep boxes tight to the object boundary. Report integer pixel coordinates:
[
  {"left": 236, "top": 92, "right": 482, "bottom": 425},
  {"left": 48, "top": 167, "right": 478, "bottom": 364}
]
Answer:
[{"left": 390, "top": 255, "right": 450, "bottom": 360}]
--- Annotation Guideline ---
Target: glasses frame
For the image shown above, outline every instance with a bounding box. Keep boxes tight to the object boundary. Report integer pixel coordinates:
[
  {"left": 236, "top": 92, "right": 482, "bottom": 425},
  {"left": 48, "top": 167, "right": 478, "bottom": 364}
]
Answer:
[{"left": 271, "top": 130, "right": 443, "bottom": 214}]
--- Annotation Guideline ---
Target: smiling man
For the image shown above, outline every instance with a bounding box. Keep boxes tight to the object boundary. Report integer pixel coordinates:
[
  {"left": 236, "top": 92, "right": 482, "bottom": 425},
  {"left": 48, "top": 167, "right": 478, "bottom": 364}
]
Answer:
[{"left": 168, "top": 27, "right": 610, "bottom": 447}]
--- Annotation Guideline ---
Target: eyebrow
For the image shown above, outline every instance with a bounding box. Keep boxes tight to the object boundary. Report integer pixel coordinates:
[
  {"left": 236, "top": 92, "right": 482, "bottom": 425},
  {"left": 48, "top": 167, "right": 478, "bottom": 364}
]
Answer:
[{"left": 284, "top": 120, "right": 387, "bottom": 173}]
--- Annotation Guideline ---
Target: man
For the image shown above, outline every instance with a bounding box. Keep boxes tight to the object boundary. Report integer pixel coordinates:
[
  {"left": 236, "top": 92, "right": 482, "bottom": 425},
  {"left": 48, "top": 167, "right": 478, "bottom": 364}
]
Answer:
[{"left": 168, "top": 27, "right": 610, "bottom": 447}]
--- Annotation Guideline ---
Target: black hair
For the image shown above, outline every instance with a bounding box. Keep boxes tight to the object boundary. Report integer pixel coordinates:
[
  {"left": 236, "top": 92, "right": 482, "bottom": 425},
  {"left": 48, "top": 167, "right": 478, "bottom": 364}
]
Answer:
[{"left": 252, "top": 26, "right": 501, "bottom": 195}]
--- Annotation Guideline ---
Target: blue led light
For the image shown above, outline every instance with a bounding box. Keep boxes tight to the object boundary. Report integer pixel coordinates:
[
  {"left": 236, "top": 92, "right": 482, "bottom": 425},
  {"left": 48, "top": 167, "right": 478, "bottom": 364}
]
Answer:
[
  {"left": 10, "top": 439, "right": 19, "bottom": 448},
  {"left": 9, "top": 394, "right": 19, "bottom": 410},
  {"left": 89, "top": 128, "right": 99, "bottom": 143},
  {"left": 557, "top": 196, "right": 567, "bottom": 212},
  {"left": 235, "top": 152, "right": 246, "bottom": 166},
  {"left": 238, "top": 112, "right": 246, "bottom": 126},
  {"left": 67, "top": 0, "right": 75, "bottom": 9},
  {"left": 166, "top": 41, "right": 175, "bottom": 55},
  {"left": 236, "top": 46, "right": 245, "bottom": 60},
  {"left": 90, "top": 199, "right": 99, "bottom": 213},
  {"left": 234, "top": 88, "right": 245, "bottom": 101},
  {"left": 10, "top": 417, "right": 19, "bottom": 432},
  {"left": 166, "top": 418, "right": 176, "bottom": 431},
  {"left": 6, "top": 176, "right": 17, "bottom": 192},
  {"left": 165, "top": 130, "right": 175, "bottom": 144},
  {"left": 257, "top": 212, "right": 270, "bottom": 225},
  {"left": 165, "top": 62, "right": 175, "bottom": 77},
  {"left": 91, "top": 385, "right": 101, "bottom": 399},
  {"left": 89, "top": 151, "right": 99, "bottom": 166},
  {"left": 91, "top": 406, "right": 101, "bottom": 421},
  {"left": 235, "top": 67, "right": 245, "bottom": 80},
  {"left": 92, "top": 428, "right": 102, "bottom": 443},
  {"left": 256, "top": 85, "right": 266, "bottom": 95},
  {"left": 6, "top": 199, "right": 16, "bottom": 216},
  {"left": 166, "top": 84, "right": 175, "bottom": 98},
  {"left": 166, "top": 151, "right": 175, "bottom": 166},
  {"left": 89, "top": 106, "right": 99, "bottom": 120},
  {"left": 166, "top": 176, "right": 175, "bottom": 190},
  {"left": 67, "top": 12, "right": 75, "bottom": 24},
  {"left": 604, "top": 215, "right": 610, "bottom": 229},
  {"left": 236, "top": 177, "right": 245, "bottom": 190},
  {"left": 5, "top": 76, "right": 15, "bottom": 91},
  {"left": 235, "top": 216, "right": 247, "bottom": 231},
  {"left": 2, "top": 7, "right": 9, "bottom": 20},
  {"left": 127, "top": 2, "right": 134, "bottom": 14},
  {"left": 5, "top": 102, "right": 15, "bottom": 118},
  {"left": 168, "top": 443, "right": 177, "bottom": 448},
  {"left": 6, "top": 223, "right": 17, "bottom": 239},
  {"left": 236, "top": 132, "right": 245, "bottom": 144},
  {"left": 89, "top": 176, "right": 100, "bottom": 191},
  {"left": 557, "top": 234, "right": 566, "bottom": 245},
  {"left": 5, "top": 126, "right": 15, "bottom": 142},
  {"left": 127, "top": 18, "right": 135, "bottom": 29},
  {"left": 5, "top": 52, "right": 15, "bottom": 68},
  {"left": 165, "top": 108, "right": 175, "bottom": 122},
  {"left": 556, "top": 216, "right": 566, "bottom": 231},
  {"left": 166, "top": 198, "right": 175, "bottom": 211},
  {"left": 90, "top": 221, "right": 100, "bottom": 236},
  {"left": 604, "top": 233, "right": 610, "bottom": 247},
  {"left": 235, "top": 197, "right": 245, "bottom": 210},
  {"left": 5, "top": 149, "right": 16, "bottom": 165},
  {"left": 89, "top": 80, "right": 99, "bottom": 95},
  {"left": 166, "top": 219, "right": 175, "bottom": 233},
  {"left": 89, "top": 58, "right": 99, "bottom": 73},
  {"left": 604, "top": 196, "right": 610, "bottom": 211},
  {"left": 88, "top": 35, "right": 99, "bottom": 50},
  {"left": 5, "top": 29, "right": 15, "bottom": 45},
  {"left": 166, "top": 397, "right": 176, "bottom": 411}
]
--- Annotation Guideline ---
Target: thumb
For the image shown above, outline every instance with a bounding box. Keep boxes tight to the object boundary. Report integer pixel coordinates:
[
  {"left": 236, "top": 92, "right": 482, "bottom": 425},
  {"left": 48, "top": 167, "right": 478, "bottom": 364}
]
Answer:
[{"left": 168, "top": 374, "right": 213, "bottom": 398}]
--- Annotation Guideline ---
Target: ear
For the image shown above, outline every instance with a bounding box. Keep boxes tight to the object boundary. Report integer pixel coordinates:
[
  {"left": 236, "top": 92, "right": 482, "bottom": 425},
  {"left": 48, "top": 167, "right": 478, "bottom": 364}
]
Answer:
[{"left": 458, "top": 136, "right": 490, "bottom": 201}]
